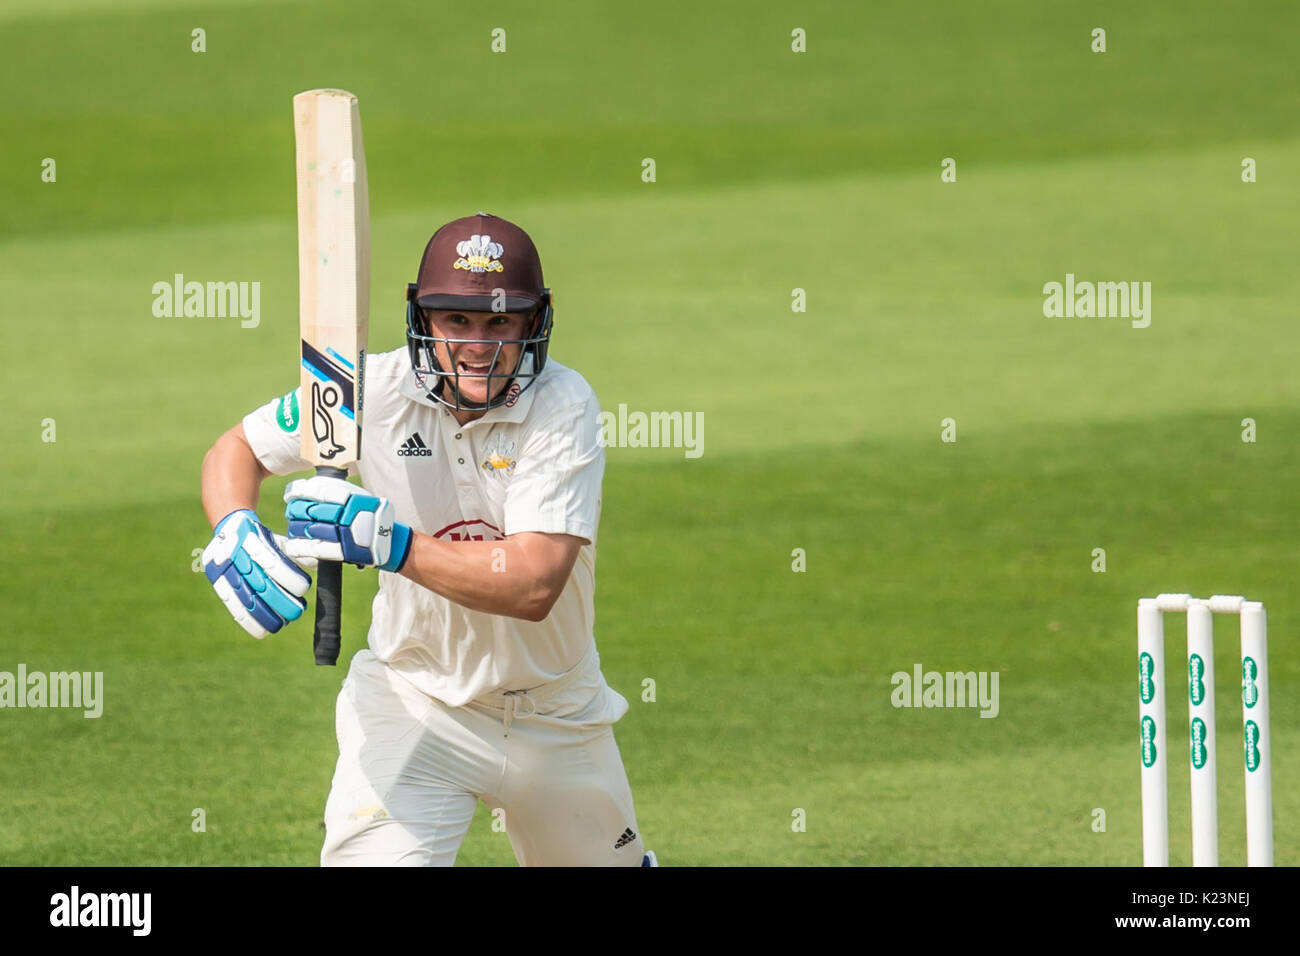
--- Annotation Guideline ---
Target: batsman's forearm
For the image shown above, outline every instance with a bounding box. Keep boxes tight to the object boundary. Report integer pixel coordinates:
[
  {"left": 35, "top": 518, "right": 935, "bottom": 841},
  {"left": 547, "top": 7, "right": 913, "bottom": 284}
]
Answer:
[
  {"left": 201, "top": 424, "right": 272, "bottom": 529},
  {"left": 397, "top": 535, "right": 556, "bottom": 622}
]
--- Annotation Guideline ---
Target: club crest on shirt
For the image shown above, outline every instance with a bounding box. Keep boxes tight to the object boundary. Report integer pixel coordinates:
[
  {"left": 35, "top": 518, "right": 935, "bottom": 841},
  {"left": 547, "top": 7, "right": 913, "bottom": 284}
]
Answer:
[
  {"left": 453, "top": 234, "right": 504, "bottom": 273},
  {"left": 432, "top": 519, "right": 504, "bottom": 542},
  {"left": 480, "top": 436, "right": 518, "bottom": 478}
]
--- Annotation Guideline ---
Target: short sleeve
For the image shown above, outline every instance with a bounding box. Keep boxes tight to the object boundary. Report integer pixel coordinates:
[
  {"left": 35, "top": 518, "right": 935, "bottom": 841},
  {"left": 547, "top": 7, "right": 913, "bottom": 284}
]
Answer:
[
  {"left": 242, "top": 387, "right": 311, "bottom": 476},
  {"left": 503, "top": 393, "right": 604, "bottom": 541}
]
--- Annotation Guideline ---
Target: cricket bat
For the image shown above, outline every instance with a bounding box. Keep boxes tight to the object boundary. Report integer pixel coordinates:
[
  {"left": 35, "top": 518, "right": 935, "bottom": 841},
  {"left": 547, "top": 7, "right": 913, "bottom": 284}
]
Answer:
[{"left": 293, "top": 88, "right": 369, "bottom": 666}]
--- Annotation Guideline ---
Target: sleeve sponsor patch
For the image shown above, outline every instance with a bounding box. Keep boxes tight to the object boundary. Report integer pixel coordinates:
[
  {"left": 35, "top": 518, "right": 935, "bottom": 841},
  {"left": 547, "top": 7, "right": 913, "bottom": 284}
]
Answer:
[{"left": 276, "top": 389, "right": 300, "bottom": 433}]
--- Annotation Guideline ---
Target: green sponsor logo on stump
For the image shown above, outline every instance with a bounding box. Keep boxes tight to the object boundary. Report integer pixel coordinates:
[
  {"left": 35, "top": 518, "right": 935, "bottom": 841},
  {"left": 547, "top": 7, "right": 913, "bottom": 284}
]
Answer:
[
  {"left": 1188, "top": 654, "right": 1206, "bottom": 706},
  {"left": 1141, "top": 716, "right": 1158, "bottom": 768},
  {"left": 1139, "top": 652, "right": 1156, "bottom": 704},
  {"left": 1244, "top": 721, "right": 1262, "bottom": 772},
  {"left": 1190, "top": 717, "right": 1208, "bottom": 769},
  {"left": 1242, "top": 657, "right": 1260, "bottom": 708}
]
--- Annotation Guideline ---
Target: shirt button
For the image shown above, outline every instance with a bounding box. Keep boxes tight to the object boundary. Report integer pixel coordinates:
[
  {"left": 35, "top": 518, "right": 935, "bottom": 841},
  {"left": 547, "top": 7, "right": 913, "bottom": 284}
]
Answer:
[
  {"left": 458, "top": 458, "right": 465, "bottom": 464},
  {"left": 455, "top": 433, "right": 462, "bottom": 440}
]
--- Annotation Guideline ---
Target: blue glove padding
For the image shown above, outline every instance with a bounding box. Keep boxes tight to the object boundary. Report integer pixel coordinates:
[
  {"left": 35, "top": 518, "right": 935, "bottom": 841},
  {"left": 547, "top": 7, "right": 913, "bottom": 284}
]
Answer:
[
  {"left": 282, "top": 475, "right": 413, "bottom": 572},
  {"left": 202, "top": 509, "right": 313, "bottom": 638}
]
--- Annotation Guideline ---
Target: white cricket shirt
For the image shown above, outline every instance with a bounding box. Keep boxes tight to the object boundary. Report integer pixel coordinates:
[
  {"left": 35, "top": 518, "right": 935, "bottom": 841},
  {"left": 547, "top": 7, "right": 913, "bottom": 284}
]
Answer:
[{"left": 243, "top": 349, "right": 624, "bottom": 718}]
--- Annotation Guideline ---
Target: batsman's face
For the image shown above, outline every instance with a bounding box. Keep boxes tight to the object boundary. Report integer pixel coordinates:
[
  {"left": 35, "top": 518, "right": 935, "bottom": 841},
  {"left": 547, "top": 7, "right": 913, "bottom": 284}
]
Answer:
[{"left": 423, "top": 309, "right": 531, "bottom": 406}]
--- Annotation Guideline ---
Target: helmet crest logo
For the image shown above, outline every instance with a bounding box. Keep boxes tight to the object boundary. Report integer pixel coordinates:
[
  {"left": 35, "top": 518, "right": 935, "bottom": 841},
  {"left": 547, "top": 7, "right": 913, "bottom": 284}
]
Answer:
[{"left": 453, "top": 234, "right": 505, "bottom": 273}]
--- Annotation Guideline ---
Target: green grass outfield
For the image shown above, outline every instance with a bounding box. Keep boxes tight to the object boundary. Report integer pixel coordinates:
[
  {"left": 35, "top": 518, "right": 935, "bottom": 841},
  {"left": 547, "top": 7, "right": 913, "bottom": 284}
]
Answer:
[{"left": 1, "top": 0, "right": 1297, "bottom": 866}]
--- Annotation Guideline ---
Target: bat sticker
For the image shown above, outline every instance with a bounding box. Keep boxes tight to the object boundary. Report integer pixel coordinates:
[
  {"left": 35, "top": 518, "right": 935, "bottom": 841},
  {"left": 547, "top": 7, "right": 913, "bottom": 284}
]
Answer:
[
  {"left": 310, "top": 380, "right": 344, "bottom": 459},
  {"left": 302, "top": 340, "right": 355, "bottom": 459}
]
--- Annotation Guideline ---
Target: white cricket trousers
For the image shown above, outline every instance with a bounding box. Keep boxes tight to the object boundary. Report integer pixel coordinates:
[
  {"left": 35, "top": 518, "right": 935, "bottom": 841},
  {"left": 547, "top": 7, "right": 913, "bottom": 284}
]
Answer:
[{"left": 321, "top": 649, "right": 645, "bottom": 866}]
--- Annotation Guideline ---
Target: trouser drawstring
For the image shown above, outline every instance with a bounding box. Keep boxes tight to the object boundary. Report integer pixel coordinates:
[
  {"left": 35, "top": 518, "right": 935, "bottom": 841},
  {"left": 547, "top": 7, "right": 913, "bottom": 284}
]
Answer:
[{"left": 503, "top": 690, "right": 536, "bottom": 737}]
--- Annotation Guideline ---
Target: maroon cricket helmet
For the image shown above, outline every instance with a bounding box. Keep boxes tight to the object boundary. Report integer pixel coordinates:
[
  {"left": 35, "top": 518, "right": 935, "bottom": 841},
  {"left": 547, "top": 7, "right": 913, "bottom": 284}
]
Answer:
[
  {"left": 405, "top": 212, "right": 554, "bottom": 412},
  {"left": 415, "top": 212, "right": 545, "bottom": 312}
]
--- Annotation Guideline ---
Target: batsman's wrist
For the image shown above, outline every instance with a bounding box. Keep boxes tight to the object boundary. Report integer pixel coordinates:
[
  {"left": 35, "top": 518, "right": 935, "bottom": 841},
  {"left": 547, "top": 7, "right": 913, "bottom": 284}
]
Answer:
[{"left": 380, "top": 523, "right": 413, "bottom": 572}]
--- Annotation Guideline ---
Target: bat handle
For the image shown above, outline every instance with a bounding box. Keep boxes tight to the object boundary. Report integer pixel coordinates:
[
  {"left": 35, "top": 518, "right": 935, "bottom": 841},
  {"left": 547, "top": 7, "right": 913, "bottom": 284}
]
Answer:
[{"left": 312, "top": 465, "right": 349, "bottom": 666}]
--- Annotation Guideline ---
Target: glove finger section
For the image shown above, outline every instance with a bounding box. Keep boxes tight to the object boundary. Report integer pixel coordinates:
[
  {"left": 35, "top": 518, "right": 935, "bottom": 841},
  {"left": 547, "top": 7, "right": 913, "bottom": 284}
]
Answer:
[
  {"left": 246, "top": 530, "right": 312, "bottom": 596},
  {"left": 340, "top": 495, "right": 381, "bottom": 525},
  {"left": 223, "top": 565, "right": 256, "bottom": 609},
  {"left": 223, "top": 567, "right": 282, "bottom": 633},
  {"left": 286, "top": 499, "right": 344, "bottom": 523},
  {"left": 259, "top": 579, "right": 307, "bottom": 622},
  {"left": 285, "top": 499, "right": 315, "bottom": 521},
  {"left": 280, "top": 537, "right": 343, "bottom": 562},
  {"left": 274, "top": 533, "right": 319, "bottom": 570},
  {"left": 308, "top": 521, "right": 342, "bottom": 542},
  {"left": 245, "top": 592, "right": 284, "bottom": 633},
  {"left": 308, "top": 502, "right": 345, "bottom": 522},
  {"left": 203, "top": 558, "right": 230, "bottom": 586},
  {"left": 213, "top": 576, "right": 269, "bottom": 639},
  {"left": 232, "top": 546, "right": 255, "bottom": 577},
  {"left": 284, "top": 475, "right": 356, "bottom": 505},
  {"left": 287, "top": 519, "right": 343, "bottom": 543},
  {"left": 242, "top": 556, "right": 271, "bottom": 593}
]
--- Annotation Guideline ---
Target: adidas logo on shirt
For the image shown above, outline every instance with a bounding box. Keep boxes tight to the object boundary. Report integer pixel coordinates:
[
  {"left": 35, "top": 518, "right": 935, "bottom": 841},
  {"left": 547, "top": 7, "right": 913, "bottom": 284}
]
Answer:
[
  {"left": 613, "top": 827, "right": 637, "bottom": 850},
  {"left": 397, "top": 432, "right": 433, "bottom": 457}
]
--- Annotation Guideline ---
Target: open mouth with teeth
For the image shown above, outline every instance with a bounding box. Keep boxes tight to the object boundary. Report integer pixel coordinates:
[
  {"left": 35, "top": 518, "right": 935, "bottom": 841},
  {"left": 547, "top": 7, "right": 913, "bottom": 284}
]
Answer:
[{"left": 458, "top": 361, "right": 497, "bottom": 376}]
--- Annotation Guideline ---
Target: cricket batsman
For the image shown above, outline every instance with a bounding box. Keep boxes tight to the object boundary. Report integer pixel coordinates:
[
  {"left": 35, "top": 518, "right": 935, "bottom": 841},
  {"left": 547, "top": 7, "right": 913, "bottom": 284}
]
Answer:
[{"left": 199, "top": 213, "right": 655, "bottom": 866}]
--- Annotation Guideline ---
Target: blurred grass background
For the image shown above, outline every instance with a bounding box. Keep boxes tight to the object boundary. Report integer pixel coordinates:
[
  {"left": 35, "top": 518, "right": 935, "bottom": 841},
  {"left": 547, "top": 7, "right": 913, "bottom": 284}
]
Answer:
[{"left": 1, "top": 0, "right": 1296, "bottom": 865}]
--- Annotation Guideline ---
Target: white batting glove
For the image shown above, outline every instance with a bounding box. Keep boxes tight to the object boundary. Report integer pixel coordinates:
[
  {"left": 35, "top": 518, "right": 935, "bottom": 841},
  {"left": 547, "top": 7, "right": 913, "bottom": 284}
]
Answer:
[
  {"left": 281, "top": 475, "right": 413, "bottom": 572},
  {"left": 202, "top": 509, "right": 313, "bottom": 638}
]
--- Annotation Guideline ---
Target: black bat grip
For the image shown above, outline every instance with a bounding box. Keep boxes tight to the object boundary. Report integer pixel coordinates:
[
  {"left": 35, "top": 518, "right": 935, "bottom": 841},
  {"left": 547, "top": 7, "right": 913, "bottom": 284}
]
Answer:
[{"left": 312, "top": 465, "right": 348, "bottom": 665}]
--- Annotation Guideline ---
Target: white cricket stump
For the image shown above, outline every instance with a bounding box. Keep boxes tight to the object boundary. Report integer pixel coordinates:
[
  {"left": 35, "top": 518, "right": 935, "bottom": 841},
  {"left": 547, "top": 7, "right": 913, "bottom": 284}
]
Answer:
[
  {"left": 1137, "top": 598, "right": 1168, "bottom": 866},
  {"left": 1186, "top": 600, "right": 1217, "bottom": 866},
  {"left": 1240, "top": 601, "right": 1272, "bottom": 867},
  {"left": 1137, "top": 594, "right": 1273, "bottom": 867}
]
